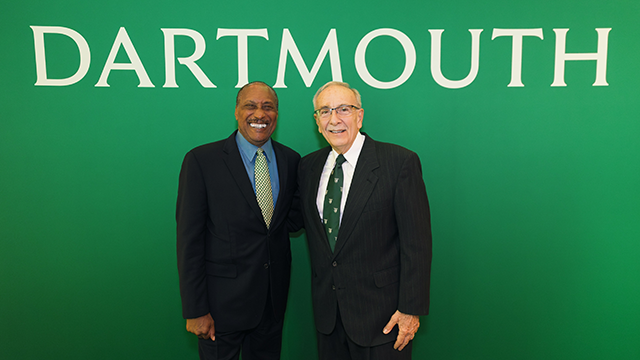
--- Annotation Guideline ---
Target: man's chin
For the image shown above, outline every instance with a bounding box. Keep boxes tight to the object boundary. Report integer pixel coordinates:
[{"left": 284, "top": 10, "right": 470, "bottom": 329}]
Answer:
[
  {"left": 326, "top": 132, "right": 348, "bottom": 143},
  {"left": 244, "top": 130, "right": 273, "bottom": 146},
  {"left": 326, "top": 141, "right": 350, "bottom": 153}
]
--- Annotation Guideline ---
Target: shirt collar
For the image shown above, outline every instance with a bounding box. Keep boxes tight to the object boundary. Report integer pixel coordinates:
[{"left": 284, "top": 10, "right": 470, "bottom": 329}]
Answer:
[
  {"left": 236, "top": 131, "right": 275, "bottom": 163},
  {"left": 330, "top": 132, "right": 365, "bottom": 167}
]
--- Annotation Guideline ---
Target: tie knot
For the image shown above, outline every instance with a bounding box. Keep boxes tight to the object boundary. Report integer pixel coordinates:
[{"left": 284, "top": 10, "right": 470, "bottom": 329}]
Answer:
[
  {"left": 335, "top": 154, "right": 346, "bottom": 166},
  {"left": 257, "top": 148, "right": 264, "bottom": 155}
]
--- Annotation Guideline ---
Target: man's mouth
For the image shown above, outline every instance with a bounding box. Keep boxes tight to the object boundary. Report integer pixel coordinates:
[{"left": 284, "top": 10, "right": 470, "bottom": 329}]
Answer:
[
  {"left": 250, "top": 122, "right": 268, "bottom": 129},
  {"left": 328, "top": 129, "right": 345, "bottom": 134}
]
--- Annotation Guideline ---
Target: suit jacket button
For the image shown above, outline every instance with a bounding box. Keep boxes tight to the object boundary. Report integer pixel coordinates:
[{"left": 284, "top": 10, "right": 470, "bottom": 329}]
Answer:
[
  {"left": 264, "top": 263, "right": 269, "bottom": 269},
  {"left": 332, "top": 285, "right": 336, "bottom": 290},
  {"left": 332, "top": 261, "right": 338, "bottom": 267}
]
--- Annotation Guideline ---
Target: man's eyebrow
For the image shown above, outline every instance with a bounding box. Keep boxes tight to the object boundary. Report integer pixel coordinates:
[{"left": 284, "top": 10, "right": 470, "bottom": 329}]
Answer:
[{"left": 243, "top": 100, "right": 275, "bottom": 105}]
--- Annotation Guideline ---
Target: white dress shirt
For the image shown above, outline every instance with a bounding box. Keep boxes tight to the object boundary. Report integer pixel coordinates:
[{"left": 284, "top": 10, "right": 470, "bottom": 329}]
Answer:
[{"left": 316, "top": 132, "right": 366, "bottom": 224}]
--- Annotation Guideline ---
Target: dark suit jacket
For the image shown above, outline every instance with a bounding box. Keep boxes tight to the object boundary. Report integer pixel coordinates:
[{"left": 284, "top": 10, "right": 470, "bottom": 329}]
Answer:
[
  {"left": 177, "top": 131, "right": 301, "bottom": 332},
  {"left": 299, "top": 134, "right": 432, "bottom": 347}
]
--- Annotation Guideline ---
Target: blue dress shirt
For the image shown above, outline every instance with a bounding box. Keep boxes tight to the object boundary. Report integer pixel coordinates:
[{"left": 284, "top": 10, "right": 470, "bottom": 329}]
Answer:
[{"left": 235, "top": 131, "right": 280, "bottom": 208}]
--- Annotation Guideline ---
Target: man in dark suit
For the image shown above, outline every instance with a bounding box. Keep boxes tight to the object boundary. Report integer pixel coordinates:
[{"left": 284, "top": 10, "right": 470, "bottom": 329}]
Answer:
[
  {"left": 176, "top": 81, "right": 301, "bottom": 360},
  {"left": 298, "top": 81, "right": 432, "bottom": 359}
]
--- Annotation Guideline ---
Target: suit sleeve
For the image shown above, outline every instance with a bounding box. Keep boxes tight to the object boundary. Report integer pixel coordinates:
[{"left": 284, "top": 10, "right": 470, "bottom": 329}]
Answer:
[
  {"left": 394, "top": 151, "right": 432, "bottom": 316},
  {"left": 176, "top": 150, "right": 210, "bottom": 319},
  {"left": 286, "top": 181, "right": 304, "bottom": 233}
]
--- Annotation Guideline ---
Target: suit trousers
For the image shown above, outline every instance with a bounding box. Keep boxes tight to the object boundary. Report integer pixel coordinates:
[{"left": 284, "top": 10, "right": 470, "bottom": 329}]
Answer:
[
  {"left": 317, "top": 307, "right": 413, "bottom": 360},
  {"left": 198, "top": 292, "right": 283, "bottom": 360}
]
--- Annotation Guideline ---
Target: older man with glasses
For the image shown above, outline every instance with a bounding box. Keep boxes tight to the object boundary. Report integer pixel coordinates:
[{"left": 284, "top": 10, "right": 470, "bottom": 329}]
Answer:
[{"left": 298, "top": 81, "right": 433, "bottom": 360}]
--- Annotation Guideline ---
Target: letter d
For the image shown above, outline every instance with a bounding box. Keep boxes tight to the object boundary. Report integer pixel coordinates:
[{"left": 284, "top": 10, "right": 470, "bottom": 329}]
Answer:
[{"left": 31, "top": 26, "right": 91, "bottom": 86}]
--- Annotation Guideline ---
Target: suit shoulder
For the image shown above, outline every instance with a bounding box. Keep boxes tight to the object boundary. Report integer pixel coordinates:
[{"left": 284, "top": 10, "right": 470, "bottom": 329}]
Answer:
[
  {"left": 300, "top": 146, "right": 330, "bottom": 167},
  {"left": 302, "top": 146, "right": 331, "bottom": 162},
  {"left": 189, "top": 139, "right": 225, "bottom": 155},
  {"left": 371, "top": 139, "right": 418, "bottom": 160},
  {"left": 272, "top": 140, "right": 301, "bottom": 160},
  {"left": 181, "top": 139, "right": 227, "bottom": 167}
]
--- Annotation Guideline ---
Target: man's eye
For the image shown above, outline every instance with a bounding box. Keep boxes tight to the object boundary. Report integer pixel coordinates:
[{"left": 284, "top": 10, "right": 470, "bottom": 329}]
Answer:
[
  {"left": 244, "top": 104, "right": 257, "bottom": 110},
  {"left": 319, "top": 109, "right": 330, "bottom": 115},
  {"left": 263, "top": 105, "right": 274, "bottom": 111}
]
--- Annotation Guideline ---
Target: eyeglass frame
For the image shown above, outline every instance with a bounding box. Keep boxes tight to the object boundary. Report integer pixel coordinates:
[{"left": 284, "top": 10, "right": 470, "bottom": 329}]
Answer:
[{"left": 313, "top": 104, "right": 360, "bottom": 118}]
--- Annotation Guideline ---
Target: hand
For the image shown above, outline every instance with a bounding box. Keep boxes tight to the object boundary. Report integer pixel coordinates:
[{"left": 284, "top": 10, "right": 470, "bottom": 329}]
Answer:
[
  {"left": 186, "top": 313, "right": 215, "bottom": 341},
  {"left": 383, "top": 310, "right": 420, "bottom": 351}
]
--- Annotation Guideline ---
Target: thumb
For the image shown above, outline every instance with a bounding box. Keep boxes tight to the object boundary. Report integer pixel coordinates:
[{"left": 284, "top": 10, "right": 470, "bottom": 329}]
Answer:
[
  {"left": 208, "top": 318, "right": 216, "bottom": 341},
  {"left": 383, "top": 315, "right": 398, "bottom": 334}
]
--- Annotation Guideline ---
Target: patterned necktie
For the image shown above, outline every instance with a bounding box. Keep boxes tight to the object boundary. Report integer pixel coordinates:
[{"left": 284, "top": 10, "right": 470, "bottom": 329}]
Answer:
[
  {"left": 255, "top": 148, "right": 273, "bottom": 228},
  {"left": 323, "top": 154, "right": 346, "bottom": 252}
]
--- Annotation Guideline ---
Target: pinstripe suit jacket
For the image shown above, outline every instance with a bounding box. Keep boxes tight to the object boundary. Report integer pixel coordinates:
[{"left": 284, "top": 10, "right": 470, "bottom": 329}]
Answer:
[{"left": 299, "top": 134, "right": 432, "bottom": 347}]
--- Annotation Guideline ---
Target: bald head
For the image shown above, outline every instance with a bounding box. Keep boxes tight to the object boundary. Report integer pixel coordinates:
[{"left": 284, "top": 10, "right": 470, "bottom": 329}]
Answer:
[
  {"left": 237, "top": 81, "right": 279, "bottom": 109},
  {"left": 313, "top": 81, "right": 362, "bottom": 109}
]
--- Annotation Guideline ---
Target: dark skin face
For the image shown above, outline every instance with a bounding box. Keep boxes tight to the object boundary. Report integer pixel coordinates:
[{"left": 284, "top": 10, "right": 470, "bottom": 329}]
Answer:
[{"left": 235, "top": 84, "right": 278, "bottom": 147}]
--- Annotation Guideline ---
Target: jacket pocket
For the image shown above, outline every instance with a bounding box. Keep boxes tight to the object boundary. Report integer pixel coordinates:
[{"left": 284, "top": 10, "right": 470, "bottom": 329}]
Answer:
[{"left": 373, "top": 266, "right": 399, "bottom": 288}]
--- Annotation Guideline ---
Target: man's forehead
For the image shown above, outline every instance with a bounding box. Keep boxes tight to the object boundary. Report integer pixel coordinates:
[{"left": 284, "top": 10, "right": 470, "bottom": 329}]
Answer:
[
  {"left": 240, "top": 89, "right": 275, "bottom": 103},
  {"left": 321, "top": 84, "right": 355, "bottom": 97},
  {"left": 242, "top": 98, "right": 275, "bottom": 104}
]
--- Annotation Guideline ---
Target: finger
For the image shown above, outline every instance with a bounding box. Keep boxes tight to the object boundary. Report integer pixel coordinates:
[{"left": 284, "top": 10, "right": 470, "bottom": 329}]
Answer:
[
  {"left": 393, "top": 337, "right": 403, "bottom": 350},
  {"left": 383, "top": 315, "right": 399, "bottom": 334},
  {"left": 394, "top": 331, "right": 407, "bottom": 350},
  {"left": 397, "top": 339, "right": 408, "bottom": 351},
  {"left": 398, "top": 333, "right": 414, "bottom": 351}
]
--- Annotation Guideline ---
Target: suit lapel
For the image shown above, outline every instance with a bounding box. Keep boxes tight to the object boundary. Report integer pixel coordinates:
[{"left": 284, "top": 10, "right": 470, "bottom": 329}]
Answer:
[
  {"left": 270, "top": 141, "right": 288, "bottom": 229},
  {"left": 333, "top": 135, "right": 379, "bottom": 257},
  {"left": 222, "top": 132, "right": 264, "bottom": 224}
]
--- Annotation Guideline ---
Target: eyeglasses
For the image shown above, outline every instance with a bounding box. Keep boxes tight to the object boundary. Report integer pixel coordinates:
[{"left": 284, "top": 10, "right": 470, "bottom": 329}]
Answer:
[{"left": 314, "top": 104, "right": 360, "bottom": 118}]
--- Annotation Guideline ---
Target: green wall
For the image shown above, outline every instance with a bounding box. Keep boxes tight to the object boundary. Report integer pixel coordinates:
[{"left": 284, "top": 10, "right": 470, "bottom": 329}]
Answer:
[{"left": 1, "top": 1, "right": 639, "bottom": 359}]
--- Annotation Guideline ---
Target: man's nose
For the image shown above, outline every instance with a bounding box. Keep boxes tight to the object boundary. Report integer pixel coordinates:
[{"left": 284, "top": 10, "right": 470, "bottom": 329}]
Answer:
[{"left": 329, "top": 109, "right": 341, "bottom": 124}]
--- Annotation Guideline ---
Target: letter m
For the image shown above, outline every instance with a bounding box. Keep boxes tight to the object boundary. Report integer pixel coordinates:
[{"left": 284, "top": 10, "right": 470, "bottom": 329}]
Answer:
[{"left": 274, "top": 29, "right": 342, "bottom": 88}]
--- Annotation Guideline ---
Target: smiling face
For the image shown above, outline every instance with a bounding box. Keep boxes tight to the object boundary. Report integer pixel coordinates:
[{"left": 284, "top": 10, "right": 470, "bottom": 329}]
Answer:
[
  {"left": 235, "top": 83, "right": 278, "bottom": 147},
  {"left": 314, "top": 85, "right": 364, "bottom": 154}
]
